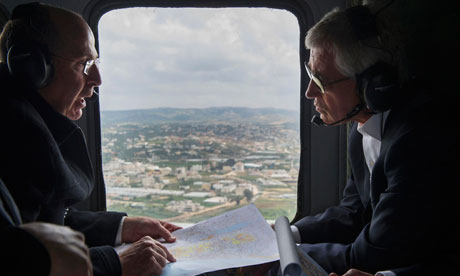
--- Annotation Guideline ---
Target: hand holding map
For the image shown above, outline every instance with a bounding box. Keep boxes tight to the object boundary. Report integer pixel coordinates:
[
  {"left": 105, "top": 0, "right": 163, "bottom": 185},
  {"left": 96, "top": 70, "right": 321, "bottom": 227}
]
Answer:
[{"left": 116, "top": 204, "right": 279, "bottom": 276}]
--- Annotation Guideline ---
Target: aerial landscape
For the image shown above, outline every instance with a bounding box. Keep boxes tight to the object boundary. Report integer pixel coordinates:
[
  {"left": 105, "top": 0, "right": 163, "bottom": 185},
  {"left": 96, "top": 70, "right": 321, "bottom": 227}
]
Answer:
[{"left": 102, "top": 106, "right": 300, "bottom": 223}]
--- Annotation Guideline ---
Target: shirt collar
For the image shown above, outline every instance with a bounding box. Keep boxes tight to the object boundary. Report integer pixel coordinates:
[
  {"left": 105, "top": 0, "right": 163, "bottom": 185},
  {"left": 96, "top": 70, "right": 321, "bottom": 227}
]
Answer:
[{"left": 357, "top": 111, "right": 390, "bottom": 141}]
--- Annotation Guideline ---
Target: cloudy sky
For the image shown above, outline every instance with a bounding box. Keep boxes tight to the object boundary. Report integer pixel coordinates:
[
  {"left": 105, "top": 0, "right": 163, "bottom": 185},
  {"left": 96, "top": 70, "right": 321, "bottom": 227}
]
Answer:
[{"left": 98, "top": 7, "right": 300, "bottom": 111}]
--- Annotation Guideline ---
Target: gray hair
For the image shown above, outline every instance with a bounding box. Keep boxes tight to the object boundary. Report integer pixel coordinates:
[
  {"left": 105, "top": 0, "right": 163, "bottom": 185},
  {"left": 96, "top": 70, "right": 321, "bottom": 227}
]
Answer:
[{"left": 305, "top": 5, "right": 400, "bottom": 78}]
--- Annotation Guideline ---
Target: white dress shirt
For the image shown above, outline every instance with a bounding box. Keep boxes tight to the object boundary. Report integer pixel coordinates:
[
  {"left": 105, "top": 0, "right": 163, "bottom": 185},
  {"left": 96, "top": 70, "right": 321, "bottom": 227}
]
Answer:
[{"left": 356, "top": 112, "right": 386, "bottom": 176}]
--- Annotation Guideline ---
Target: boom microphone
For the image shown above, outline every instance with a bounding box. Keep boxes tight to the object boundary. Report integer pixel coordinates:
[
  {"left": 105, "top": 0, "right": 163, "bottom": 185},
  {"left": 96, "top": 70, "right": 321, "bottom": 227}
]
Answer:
[
  {"left": 311, "top": 103, "right": 364, "bottom": 127},
  {"left": 311, "top": 115, "right": 325, "bottom": 127}
]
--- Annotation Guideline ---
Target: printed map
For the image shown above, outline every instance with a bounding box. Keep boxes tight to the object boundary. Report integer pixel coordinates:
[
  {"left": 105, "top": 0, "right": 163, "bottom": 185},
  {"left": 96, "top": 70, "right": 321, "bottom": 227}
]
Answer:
[{"left": 161, "top": 204, "right": 279, "bottom": 275}]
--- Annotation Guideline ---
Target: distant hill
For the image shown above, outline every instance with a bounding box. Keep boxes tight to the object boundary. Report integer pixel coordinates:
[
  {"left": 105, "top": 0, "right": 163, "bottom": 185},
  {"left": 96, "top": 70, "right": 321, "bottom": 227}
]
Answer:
[{"left": 101, "top": 107, "right": 298, "bottom": 126}]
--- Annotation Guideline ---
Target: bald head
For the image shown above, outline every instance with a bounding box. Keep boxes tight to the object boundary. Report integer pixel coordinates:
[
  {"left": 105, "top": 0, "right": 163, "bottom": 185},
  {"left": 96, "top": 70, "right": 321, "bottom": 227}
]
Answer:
[
  {"left": 45, "top": 5, "right": 93, "bottom": 56},
  {"left": 0, "top": 3, "right": 91, "bottom": 62},
  {"left": 0, "top": 3, "right": 102, "bottom": 120}
]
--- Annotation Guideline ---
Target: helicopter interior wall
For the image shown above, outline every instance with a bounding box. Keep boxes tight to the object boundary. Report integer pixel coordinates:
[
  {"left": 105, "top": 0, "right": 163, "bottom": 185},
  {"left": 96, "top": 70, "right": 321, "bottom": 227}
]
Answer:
[{"left": 0, "top": 0, "right": 348, "bottom": 221}]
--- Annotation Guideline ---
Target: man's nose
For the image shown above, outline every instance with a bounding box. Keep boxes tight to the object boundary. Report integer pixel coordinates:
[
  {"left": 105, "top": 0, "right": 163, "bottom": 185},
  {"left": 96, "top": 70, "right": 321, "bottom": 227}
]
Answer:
[
  {"left": 305, "top": 80, "right": 321, "bottom": 99},
  {"left": 87, "top": 64, "right": 102, "bottom": 87}
]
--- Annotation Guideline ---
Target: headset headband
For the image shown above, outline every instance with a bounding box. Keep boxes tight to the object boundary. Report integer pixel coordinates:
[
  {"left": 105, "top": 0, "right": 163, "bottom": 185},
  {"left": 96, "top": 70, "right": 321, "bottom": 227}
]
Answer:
[{"left": 346, "top": 5, "right": 379, "bottom": 40}]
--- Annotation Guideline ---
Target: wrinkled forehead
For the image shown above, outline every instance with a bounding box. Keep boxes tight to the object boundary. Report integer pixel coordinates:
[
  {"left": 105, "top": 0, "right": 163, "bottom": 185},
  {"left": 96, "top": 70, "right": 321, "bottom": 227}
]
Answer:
[{"left": 309, "top": 47, "right": 335, "bottom": 71}]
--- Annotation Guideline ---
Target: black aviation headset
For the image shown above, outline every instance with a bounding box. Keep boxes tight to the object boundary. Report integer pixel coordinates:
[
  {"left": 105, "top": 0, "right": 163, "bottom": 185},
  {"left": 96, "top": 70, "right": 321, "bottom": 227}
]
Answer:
[
  {"left": 311, "top": 3, "right": 400, "bottom": 127},
  {"left": 6, "top": 2, "right": 54, "bottom": 89},
  {"left": 347, "top": 4, "right": 399, "bottom": 114}
]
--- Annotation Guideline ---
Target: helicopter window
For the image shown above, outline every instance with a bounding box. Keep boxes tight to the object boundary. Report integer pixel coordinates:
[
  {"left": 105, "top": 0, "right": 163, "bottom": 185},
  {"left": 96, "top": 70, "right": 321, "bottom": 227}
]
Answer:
[{"left": 98, "top": 7, "right": 300, "bottom": 224}]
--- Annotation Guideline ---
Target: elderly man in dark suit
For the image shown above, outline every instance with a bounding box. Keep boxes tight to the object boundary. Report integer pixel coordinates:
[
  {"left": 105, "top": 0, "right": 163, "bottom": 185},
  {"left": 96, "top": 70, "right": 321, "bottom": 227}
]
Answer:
[
  {"left": 0, "top": 3, "right": 180, "bottom": 276},
  {"left": 289, "top": 3, "right": 460, "bottom": 276}
]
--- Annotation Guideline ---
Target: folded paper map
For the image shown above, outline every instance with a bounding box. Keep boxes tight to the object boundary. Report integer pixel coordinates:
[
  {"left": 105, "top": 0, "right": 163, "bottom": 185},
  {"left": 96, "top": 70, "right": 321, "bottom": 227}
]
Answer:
[{"left": 116, "top": 204, "right": 279, "bottom": 276}]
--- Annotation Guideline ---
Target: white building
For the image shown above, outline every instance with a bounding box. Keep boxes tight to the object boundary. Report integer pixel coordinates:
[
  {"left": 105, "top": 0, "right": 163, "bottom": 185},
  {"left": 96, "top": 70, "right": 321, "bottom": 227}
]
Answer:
[
  {"left": 234, "top": 162, "right": 245, "bottom": 172},
  {"left": 212, "top": 183, "right": 224, "bottom": 190},
  {"left": 221, "top": 184, "right": 236, "bottom": 193},
  {"left": 184, "top": 192, "right": 211, "bottom": 198},
  {"left": 166, "top": 200, "right": 204, "bottom": 213},
  {"left": 204, "top": 197, "right": 228, "bottom": 204}
]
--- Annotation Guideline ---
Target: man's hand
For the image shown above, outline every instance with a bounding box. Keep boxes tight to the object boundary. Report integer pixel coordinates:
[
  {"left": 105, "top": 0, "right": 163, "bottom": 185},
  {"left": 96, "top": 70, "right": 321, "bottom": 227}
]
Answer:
[
  {"left": 122, "top": 216, "right": 182, "bottom": 243},
  {"left": 20, "top": 222, "right": 92, "bottom": 276},
  {"left": 119, "top": 236, "right": 175, "bottom": 276},
  {"left": 330, "top": 269, "right": 373, "bottom": 276}
]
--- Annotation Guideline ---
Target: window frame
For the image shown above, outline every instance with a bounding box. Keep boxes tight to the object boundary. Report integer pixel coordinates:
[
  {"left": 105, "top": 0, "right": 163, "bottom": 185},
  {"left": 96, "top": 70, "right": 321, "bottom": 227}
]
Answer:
[{"left": 76, "top": 0, "right": 348, "bottom": 222}]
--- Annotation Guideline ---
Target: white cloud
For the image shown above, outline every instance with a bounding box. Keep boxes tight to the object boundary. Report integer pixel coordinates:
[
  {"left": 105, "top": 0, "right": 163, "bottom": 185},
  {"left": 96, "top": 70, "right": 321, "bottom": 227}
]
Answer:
[{"left": 98, "top": 7, "right": 300, "bottom": 111}]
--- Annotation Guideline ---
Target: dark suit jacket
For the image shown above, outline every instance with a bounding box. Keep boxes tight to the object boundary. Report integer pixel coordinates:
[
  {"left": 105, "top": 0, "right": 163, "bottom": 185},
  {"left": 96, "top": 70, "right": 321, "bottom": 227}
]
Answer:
[
  {"left": 0, "top": 65, "right": 126, "bottom": 276},
  {"left": 0, "top": 178, "right": 51, "bottom": 275},
  {"left": 294, "top": 92, "right": 460, "bottom": 275}
]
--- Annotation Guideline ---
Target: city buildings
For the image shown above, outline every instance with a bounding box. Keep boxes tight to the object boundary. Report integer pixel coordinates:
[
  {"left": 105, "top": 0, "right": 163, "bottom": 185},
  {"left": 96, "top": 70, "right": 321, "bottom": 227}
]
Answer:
[{"left": 102, "top": 116, "right": 299, "bottom": 222}]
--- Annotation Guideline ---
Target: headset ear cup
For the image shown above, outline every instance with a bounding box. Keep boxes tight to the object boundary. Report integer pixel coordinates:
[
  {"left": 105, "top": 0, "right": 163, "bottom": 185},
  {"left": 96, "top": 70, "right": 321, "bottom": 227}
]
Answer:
[
  {"left": 6, "top": 42, "right": 53, "bottom": 89},
  {"left": 357, "top": 62, "right": 399, "bottom": 113}
]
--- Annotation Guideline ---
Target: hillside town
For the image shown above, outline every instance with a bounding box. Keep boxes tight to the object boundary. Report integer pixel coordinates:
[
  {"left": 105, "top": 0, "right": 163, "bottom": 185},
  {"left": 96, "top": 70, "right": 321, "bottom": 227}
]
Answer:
[{"left": 102, "top": 120, "right": 300, "bottom": 223}]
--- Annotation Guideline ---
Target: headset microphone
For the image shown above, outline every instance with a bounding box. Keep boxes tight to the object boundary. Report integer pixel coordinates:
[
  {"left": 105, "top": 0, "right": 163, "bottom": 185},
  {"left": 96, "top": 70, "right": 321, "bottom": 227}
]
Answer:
[
  {"left": 311, "top": 103, "right": 364, "bottom": 127},
  {"left": 311, "top": 115, "right": 325, "bottom": 127}
]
